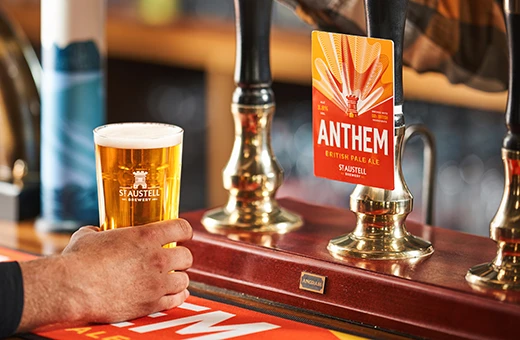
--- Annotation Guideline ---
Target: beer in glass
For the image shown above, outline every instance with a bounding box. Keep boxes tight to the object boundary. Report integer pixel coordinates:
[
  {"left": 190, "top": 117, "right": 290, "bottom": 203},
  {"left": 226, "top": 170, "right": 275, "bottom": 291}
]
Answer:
[{"left": 94, "top": 123, "right": 183, "bottom": 245}]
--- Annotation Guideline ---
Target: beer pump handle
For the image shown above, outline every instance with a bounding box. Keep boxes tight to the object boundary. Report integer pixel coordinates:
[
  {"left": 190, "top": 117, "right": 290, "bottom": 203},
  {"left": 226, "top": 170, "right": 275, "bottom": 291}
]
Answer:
[
  {"left": 364, "top": 0, "right": 408, "bottom": 106},
  {"left": 201, "top": 0, "right": 303, "bottom": 233},
  {"left": 504, "top": 1, "right": 520, "bottom": 150},
  {"left": 234, "top": 0, "right": 272, "bottom": 88}
]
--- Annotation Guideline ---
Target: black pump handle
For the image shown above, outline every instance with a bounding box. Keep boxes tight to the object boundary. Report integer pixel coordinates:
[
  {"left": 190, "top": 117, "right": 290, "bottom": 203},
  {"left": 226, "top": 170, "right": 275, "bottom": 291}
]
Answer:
[
  {"left": 504, "top": 0, "right": 520, "bottom": 150},
  {"left": 234, "top": 0, "right": 272, "bottom": 87},
  {"left": 364, "top": 0, "right": 408, "bottom": 106}
]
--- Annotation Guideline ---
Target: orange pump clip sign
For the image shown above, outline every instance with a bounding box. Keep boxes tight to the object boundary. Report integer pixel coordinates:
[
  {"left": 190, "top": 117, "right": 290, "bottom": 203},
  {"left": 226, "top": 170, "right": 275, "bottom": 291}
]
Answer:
[{"left": 312, "top": 31, "right": 395, "bottom": 190}]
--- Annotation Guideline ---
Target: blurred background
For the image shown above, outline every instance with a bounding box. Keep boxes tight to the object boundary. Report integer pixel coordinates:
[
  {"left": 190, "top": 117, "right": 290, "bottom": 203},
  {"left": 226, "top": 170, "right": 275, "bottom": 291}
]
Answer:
[{"left": 2, "top": 0, "right": 508, "bottom": 237}]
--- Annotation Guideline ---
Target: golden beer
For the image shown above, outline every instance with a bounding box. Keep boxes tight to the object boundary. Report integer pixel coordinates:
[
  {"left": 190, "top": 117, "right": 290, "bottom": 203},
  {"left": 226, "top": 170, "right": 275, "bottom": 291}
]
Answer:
[{"left": 94, "top": 123, "right": 183, "bottom": 244}]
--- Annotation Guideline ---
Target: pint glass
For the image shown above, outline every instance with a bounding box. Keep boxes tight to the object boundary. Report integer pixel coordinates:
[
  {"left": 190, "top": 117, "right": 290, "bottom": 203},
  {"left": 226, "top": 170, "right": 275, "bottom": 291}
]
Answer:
[{"left": 94, "top": 123, "right": 183, "bottom": 244}]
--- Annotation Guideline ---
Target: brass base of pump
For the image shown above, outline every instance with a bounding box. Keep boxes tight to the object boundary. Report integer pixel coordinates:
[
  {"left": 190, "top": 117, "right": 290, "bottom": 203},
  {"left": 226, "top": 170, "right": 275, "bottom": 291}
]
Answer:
[
  {"left": 467, "top": 261, "right": 520, "bottom": 291},
  {"left": 328, "top": 123, "right": 434, "bottom": 261},
  {"left": 466, "top": 149, "right": 520, "bottom": 290},
  {"left": 202, "top": 206, "right": 303, "bottom": 235},
  {"left": 328, "top": 229, "right": 433, "bottom": 260},
  {"left": 202, "top": 98, "right": 303, "bottom": 235}
]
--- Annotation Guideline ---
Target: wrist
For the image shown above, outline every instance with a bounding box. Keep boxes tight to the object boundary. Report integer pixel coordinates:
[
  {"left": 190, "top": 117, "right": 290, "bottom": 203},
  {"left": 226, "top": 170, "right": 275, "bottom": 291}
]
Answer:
[
  {"left": 18, "top": 255, "right": 85, "bottom": 332},
  {"left": 55, "top": 254, "right": 87, "bottom": 323}
]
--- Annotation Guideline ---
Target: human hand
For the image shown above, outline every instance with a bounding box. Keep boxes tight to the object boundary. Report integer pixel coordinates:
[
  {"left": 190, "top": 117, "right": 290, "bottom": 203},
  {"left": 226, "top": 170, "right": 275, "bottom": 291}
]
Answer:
[
  {"left": 18, "top": 219, "right": 193, "bottom": 332},
  {"left": 62, "top": 219, "right": 193, "bottom": 323}
]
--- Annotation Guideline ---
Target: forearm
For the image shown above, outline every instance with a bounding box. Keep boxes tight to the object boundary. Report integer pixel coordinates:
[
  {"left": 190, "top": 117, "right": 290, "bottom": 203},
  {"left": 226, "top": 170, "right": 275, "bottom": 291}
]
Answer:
[{"left": 17, "top": 255, "right": 83, "bottom": 333}]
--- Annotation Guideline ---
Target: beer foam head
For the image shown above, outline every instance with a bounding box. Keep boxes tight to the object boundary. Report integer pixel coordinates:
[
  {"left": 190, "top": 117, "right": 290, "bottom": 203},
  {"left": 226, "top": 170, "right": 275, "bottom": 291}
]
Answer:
[{"left": 94, "top": 123, "right": 183, "bottom": 149}]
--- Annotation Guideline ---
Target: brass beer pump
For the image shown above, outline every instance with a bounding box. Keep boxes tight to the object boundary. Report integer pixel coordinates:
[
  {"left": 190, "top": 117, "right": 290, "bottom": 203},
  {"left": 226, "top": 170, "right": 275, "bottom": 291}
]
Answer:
[
  {"left": 328, "top": 0, "right": 434, "bottom": 259},
  {"left": 466, "top": 0, "right": 520, "bottom": 290},
  {"left": 202, "top": 0, "right": 303, "bottom": 233}
]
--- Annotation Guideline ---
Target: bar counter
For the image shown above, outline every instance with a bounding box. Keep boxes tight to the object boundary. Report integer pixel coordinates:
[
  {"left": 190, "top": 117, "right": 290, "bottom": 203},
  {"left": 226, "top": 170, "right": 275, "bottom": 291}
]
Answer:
[{"left": 1, "top": 198, "right": 518, "bottom": 339}]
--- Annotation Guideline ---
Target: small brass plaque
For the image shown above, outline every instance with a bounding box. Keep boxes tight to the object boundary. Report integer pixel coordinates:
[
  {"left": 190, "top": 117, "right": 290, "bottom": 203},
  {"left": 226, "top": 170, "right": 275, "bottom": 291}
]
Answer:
[{"left": 299, "top": 272, "right": 326, "bottom": 294}]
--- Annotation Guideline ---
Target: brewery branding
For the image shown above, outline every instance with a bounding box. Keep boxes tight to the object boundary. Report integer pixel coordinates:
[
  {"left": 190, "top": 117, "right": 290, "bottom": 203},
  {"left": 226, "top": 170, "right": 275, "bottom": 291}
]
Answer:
[
  {"left": 119, "top": 170, "right": 161, "bottom": 202},
  {"left": 312, "top": 31, "right": 395, "bottom": 189}
]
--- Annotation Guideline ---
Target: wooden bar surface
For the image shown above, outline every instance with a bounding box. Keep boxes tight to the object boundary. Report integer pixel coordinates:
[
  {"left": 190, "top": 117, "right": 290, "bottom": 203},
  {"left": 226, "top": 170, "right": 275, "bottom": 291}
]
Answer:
[
  {"left": 183, "top": 198, "right": 520, "bottom": 340},
  {"left": 0, "top": 220, "right": 69, "bottom": 255}
]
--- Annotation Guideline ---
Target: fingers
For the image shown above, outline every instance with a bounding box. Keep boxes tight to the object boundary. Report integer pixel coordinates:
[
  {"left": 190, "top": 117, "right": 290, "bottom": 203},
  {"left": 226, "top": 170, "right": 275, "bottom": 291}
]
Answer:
[
  {"left": 156, "top": 290, "right": 190, "bottom": 312},
  {"left": 165, "top": 271, "right": 190, "bottom": 295},
  {"left": 164, "top": 246, "right": 193, "bottom": 271},
  {"left": 138, "top": 219, "right": 193, "bottom": 245}
]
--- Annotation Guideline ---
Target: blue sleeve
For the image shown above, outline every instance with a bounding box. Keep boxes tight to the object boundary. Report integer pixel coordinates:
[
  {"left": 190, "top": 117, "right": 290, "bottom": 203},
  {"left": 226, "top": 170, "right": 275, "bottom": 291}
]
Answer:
[{"left": 0, "top": 261, "right": 24, "bottom": 338}]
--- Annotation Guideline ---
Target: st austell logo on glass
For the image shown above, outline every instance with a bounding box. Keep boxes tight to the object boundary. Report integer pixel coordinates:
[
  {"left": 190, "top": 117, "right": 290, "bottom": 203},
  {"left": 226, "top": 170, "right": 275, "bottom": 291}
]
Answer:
[
  {"left": 133, "top": 171, "right": 148, "bottom": 189},
  {"left": 119, "top": 170, "right": 161, "bottom": 202}
]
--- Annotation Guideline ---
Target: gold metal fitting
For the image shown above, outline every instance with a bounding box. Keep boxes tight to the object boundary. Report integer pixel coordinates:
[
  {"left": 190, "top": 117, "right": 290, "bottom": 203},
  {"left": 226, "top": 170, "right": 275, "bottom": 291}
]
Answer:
[
  {"left": 466, "top": 149, "right": 520, "bottom": 290},
  {"left": 328, "top": 111, "right": 434, "bottom": 260},
  {"left": 202, "top": 102, "right": 303, "bottom": 234}
]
